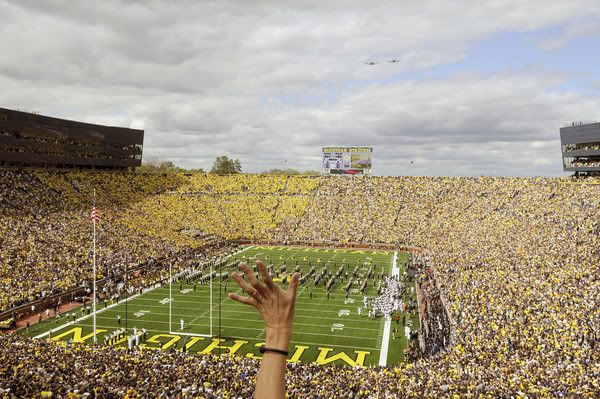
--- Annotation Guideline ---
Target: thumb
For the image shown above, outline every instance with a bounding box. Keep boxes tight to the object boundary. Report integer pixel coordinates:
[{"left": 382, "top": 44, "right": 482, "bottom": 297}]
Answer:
[{"left": 287, "top": 273, "right": 299, "bottom": 299}]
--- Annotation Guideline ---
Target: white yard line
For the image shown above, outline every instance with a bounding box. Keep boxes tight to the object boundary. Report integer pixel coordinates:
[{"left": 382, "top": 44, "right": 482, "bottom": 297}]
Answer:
[
  {"left": 135, "top": 296, "right": 370, "bottom": 312},
  {"left": 378, "top": 251, "right": 398, "bottom": 366},
  {"left": 93, "top": 311, "right": 380, "bottom": 332}
]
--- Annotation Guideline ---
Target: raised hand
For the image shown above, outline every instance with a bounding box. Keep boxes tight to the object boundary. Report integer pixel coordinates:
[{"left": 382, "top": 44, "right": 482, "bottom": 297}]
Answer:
[{"left": 229, "top": 260, "right": 299, "bottom": 350}]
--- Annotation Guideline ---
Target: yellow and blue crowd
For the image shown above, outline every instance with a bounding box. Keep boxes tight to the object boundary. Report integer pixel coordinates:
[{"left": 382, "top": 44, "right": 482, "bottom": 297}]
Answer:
[{"left": 0, "top": 170, "right": 599, "bottom": 397}]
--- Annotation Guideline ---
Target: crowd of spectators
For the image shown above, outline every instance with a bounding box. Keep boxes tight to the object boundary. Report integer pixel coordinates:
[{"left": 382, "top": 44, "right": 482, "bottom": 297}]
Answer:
[
  {"left": 571, "top": 159, "right": 600, "bottom": 167},
  {"left": 123, "top": 174, "right": 319, "bottom": 242},
  {"left": 0, "top": 170, "right": 184, "bottom": 311},
  {"left": 413, "top": 256, "right": 452, "bottom": 358},
  {"left": 1, "top": 172, "right": 599, "bottom": 397},
  {"left": 563, "top": 142, "right": 600, "bottom": 152}
]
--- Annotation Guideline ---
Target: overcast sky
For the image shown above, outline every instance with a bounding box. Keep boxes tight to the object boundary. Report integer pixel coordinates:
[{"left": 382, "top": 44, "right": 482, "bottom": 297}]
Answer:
[{"left": 1, "top": 0, "right": 599, "bottom": 176}]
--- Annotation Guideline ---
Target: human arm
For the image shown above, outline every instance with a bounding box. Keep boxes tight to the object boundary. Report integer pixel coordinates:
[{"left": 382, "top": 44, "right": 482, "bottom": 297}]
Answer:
[{"left": 229, "top": 260, "right": 298, "bottom": 399}]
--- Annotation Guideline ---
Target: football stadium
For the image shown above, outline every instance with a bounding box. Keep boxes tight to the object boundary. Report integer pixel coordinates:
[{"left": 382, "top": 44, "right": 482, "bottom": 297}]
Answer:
[
  {"left": 1, "top": 2, "right": 600, "bottom": 398},
  {"left": 1, "top": 151, "right": 598, "bottom": 397}
]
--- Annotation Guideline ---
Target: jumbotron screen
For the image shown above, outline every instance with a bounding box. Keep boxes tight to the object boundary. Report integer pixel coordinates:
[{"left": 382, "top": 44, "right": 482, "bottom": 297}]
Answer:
[{"left": 322, "top": 146, "right": 373, "bottom": 175}]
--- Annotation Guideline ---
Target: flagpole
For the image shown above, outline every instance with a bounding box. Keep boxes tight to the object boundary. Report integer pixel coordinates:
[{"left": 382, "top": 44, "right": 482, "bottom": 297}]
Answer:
[{"left": 92, "top": 189, "right": 97, "bottom": 343}]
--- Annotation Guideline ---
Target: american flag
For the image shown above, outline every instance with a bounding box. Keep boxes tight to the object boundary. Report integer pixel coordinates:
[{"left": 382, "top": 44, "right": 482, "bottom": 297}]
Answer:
[{"left": 91, "top": 202, "right": 100, "bottom": 223}]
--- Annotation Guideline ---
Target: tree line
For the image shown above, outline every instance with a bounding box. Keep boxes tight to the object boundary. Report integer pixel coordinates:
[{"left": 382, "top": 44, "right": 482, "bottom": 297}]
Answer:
[{"left": 137, "top": 156, "right": 319, "bottom": 176}]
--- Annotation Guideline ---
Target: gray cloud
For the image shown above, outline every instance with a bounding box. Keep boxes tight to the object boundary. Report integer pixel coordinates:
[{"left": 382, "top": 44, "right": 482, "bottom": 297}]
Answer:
[{"left": 1, "top": 0, "right": 599, "bottom": 176}]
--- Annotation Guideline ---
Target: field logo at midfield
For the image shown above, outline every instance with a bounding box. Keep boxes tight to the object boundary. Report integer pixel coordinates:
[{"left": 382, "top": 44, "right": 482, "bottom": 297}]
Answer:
[
  {"left": 331, "top": 323, "right": 344, "bottom": 332},
  {"left": 338, "top": 309, "right": 350, "bottom": 317}
]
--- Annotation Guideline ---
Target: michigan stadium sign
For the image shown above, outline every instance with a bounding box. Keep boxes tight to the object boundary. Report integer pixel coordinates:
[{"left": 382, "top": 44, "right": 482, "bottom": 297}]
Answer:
[{"left": 322, "top": 147, "right": 373, "bottom": 175}]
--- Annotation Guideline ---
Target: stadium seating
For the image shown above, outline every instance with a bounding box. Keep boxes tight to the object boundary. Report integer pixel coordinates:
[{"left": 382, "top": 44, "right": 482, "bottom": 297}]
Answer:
[
  {"left": 0, "top": 170, "right": 184, "bottom": 311},
  {"left": 0, "top": 171, "right": 598, "bottom": 397}
]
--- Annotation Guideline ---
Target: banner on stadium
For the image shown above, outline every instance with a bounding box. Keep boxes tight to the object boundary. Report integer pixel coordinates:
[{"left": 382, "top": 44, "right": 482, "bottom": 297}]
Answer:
[{"left": 322, "top": 147, "right": 372, "bottom": 175}]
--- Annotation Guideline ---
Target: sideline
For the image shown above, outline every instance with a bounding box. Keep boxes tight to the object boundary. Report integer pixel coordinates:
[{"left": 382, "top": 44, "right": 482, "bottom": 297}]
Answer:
[{"left": 378, "top": 251, "right": 398, "bottom": 366}]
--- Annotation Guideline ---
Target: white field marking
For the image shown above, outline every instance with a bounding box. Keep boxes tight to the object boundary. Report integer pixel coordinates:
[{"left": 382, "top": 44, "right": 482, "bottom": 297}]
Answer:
[
  {"left": 378, "top": 251, "right": 398, "bottom": 366},
  {"left": 93, "top": 313, "right": 380, "bottom": 333},
  {"left": 90, "top": 316, "right": 379, "bottom": 340},
  {"left": 103, "top": 309, "right": 382, "bottom": 329},
  {"left": 140, "top": 288, "right": 362, "bottom": 303},
  {"left": 134, "top": 295, "right": 370, "bottom": 311},
  {"left": 116, "top": 301, "right": 382, "bottom": 322},
  {"left": 134, "top": 310, "right": 150, "bottom": 318},
  {"left": 136, "top": 298, "right": 384, "bottom": 320},
  {"left": 175, "top": 331, "right": 213, "bottom": 338},
  {"left": 33, "top": 246, "right": 254, "bottom": 340},
  {"left": 74, "top": 323, "right": 380, "bottom": 351}
]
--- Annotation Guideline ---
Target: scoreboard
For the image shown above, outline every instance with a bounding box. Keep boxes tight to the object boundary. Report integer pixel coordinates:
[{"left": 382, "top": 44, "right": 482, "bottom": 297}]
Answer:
[{"left": 322, "top": 147, "right": 372, "bottom": 175}]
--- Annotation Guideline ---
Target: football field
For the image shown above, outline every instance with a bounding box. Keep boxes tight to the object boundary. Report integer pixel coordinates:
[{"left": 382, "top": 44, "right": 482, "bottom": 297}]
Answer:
[{"left": 23, "top": 246, "right": 418, "bottom": 367}]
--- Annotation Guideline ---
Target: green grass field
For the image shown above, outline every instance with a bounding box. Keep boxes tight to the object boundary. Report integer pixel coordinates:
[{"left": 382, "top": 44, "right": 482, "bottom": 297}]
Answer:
[{"left": 21, "top": 246, "right": 418, "bottom": 367}]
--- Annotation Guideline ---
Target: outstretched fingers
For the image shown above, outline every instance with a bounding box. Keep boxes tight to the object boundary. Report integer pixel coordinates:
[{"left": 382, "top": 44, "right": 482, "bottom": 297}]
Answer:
[
  {"left": 239, "top": 263, "right": 269, "bottom": 297},
  {"left": 231, "top": 271, "right": 259, "bottom": 298},
  {"left": 228, "top": 293, "right": 257, "bottom": 307},
  {"left": 256, "top": 260, "right": 277, "bottom": 291}
]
